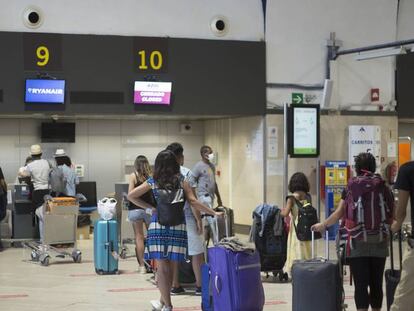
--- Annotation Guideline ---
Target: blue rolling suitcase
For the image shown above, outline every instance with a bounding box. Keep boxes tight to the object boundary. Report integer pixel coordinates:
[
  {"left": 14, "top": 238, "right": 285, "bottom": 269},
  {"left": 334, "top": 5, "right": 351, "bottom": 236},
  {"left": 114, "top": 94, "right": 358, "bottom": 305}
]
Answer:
[
  {"left": 201, "top": 263, "right": 213, "bottom": 311},
  {"left": 94, "top": 219, "right": 119, "bottom": 275}
]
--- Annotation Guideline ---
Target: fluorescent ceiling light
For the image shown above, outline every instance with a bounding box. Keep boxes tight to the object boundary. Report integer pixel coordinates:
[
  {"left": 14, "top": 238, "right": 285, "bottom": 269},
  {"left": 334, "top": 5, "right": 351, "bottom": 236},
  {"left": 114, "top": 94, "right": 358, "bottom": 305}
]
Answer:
[{"left": 355, "top": 47, "right": 406, "bottom": 61}]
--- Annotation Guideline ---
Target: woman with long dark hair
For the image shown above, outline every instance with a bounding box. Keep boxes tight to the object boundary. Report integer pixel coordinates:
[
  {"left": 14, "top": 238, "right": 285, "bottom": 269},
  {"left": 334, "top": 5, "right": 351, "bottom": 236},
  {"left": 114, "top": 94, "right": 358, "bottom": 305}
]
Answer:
[
  {"left": 313, "top": 153, "right": 393, "bottom": 311},
  {"left": 128, "top": 150, "right": 220, "bottom": 311},
  {"left": 128, "top": 155, "right": 154, "bottom": 273}
]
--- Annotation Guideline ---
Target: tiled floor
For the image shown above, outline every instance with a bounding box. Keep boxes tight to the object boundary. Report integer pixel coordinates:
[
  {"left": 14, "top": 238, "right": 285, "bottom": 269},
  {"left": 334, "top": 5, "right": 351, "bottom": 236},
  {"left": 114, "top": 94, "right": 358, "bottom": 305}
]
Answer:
[{"left": 0, "top": 237, "right": 395, "bottom": 311}]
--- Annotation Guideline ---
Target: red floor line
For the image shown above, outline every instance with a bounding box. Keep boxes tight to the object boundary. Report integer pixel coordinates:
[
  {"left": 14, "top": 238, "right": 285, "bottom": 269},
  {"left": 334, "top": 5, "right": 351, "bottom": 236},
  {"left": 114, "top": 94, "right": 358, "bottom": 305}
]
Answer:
[
  {"left": 0, "top": 294, "right": 29, "bottom": 299},
  {"left": 108, "top": 287, "right": 158, "bottom": 292},
  {"left": 70, "top": 270, "right": 137, "bottom": 277}
]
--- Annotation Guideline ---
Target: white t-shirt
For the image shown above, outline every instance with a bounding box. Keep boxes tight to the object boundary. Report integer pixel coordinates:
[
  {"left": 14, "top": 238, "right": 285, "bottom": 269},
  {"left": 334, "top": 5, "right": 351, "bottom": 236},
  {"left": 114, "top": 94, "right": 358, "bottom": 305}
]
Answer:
[{"left": 23, "top": 159, "right": 50, "bottom": 190}]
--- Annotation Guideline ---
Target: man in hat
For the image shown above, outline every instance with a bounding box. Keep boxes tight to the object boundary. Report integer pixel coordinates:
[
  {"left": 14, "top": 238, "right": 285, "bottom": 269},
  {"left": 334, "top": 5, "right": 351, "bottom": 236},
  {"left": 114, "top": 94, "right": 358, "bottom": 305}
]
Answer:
[{"left": 18, "top": 144, "right": 50, "bottom": 211}]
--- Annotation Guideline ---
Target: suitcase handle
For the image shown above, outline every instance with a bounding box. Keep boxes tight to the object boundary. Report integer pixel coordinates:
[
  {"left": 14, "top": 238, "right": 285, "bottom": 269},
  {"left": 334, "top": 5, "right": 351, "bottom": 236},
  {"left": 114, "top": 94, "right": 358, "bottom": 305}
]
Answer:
[
  {"left": 311, "top": 230, "right": 329, "bottom": 260},
  {"left": 214, "top": 274, "right": 222, "bottom": 294},
  {"left": 389, "top": 230, "right": 403, "bottom": 274}
]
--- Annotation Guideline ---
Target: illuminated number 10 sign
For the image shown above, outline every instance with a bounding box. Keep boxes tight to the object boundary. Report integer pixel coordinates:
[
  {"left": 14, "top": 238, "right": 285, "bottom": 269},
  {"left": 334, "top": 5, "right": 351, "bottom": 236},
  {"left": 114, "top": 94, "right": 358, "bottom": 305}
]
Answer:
[
  {"left": 134, "top": 37, "right": 168, "bottom": 73},
  {"left": 138, "top": 50, "right": 163, "bottom": 70}
]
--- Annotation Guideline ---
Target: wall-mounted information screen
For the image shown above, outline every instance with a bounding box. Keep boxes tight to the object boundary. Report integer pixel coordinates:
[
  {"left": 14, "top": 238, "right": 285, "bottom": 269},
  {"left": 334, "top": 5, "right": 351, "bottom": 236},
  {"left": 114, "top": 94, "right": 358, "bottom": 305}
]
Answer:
[
  {"left": 41, "top": 122, "right": 75, "bottom": 142},
  {"left": 134, "top": 81, "right": 172, "bottom": 105},
  {"left": 25, "top": 79, "right": 66, "bottom": 104},
  {"left": 289, "top": 104, "right": 320, "bottom": 157}
]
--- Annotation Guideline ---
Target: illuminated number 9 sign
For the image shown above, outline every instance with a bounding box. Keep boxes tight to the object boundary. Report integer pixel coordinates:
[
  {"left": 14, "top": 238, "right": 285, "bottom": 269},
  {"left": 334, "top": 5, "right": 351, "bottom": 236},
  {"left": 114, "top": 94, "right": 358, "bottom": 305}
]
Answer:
[
  {"left": 36, "top": 46, "right": 49, "bottom": 66},
  {"left": 23, "top": 33, "right": 62, "bottom": 71}
]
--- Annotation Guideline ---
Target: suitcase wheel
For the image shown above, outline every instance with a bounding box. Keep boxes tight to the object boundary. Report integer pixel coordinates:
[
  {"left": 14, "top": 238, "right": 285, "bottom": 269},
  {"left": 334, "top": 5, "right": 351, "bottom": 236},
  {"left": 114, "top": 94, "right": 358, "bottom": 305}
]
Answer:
[
  {"left": 120, "top": 248, "right": 127, "bottom": 259},
  {"left": 40, "top": 255, "right": 50, "bottom": 266},
  {"left": 72, "top": 250, "right": 82, "bottom": 263},
  {"left": 31, "top": 250, "right": 40, "bottom": 262}
]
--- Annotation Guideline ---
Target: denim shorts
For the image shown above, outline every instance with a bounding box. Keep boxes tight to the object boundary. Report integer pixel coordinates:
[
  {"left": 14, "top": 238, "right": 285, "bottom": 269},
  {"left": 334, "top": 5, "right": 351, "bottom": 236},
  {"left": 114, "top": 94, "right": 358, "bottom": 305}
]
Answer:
[{"left": 128, "top": 209, "right": 151, "bottom": 225}]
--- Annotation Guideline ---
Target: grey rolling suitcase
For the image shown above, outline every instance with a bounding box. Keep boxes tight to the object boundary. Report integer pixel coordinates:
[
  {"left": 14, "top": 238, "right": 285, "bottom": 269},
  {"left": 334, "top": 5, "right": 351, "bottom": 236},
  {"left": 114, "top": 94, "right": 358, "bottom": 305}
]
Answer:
[{"left": 292, "top": 231, "right": 344, "bottom": 311}]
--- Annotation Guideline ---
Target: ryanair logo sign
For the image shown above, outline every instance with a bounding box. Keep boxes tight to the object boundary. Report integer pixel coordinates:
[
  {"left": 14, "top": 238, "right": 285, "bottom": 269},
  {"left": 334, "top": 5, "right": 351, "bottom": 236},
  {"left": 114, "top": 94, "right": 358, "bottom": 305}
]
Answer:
[{"left": 25, "top": 79, "right": 65, "bottom": 104}]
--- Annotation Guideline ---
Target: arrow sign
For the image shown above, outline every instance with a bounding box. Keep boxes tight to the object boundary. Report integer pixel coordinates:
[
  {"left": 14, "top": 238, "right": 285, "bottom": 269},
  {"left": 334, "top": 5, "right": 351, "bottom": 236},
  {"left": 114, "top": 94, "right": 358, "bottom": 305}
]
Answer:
[{"left": 292, "top": 93, "right": 303, "bottom": 104}]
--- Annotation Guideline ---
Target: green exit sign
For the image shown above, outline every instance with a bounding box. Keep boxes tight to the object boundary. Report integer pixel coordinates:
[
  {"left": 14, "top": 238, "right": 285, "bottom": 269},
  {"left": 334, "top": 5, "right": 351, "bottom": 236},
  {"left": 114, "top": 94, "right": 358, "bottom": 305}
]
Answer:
[{"left": 292, "top": 93, "right": 303, "bottom": 104}]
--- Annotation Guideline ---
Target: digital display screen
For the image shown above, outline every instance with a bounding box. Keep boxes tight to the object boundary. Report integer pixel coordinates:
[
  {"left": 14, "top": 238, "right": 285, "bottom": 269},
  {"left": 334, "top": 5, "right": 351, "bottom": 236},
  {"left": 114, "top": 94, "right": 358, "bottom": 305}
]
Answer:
[
  {"left": 25, "top": 79, "right": 65, "bottom": 104},
  {"left": 41, "top": 122, "right": 75, "bottom": 143},
  {"left": 289, "top": 104, "right": 320, "bottom": 157},
  {"left": 134, "top": 81, "right": 172, "bottom": 105}
]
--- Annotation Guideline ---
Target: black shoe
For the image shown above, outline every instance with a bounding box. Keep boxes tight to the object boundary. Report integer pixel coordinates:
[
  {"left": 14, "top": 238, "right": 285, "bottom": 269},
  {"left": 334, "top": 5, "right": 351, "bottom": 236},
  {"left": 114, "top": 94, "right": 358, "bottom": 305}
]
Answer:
[
  {"left": 171, "top": 286, "right": 185, "bottom": 295},
  {"left": 0, "top": 240, "right": 4, "bottom": 252},
  {"left": 195, "top": 287, "right": 202, "bottom": 295}
]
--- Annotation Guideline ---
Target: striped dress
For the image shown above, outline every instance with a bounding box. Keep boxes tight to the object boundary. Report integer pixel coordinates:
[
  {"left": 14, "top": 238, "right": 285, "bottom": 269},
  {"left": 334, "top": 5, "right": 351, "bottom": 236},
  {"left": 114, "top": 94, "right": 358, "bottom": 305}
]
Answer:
[{"left": 145, "top": 177, "right": 188, "bottom": 262}]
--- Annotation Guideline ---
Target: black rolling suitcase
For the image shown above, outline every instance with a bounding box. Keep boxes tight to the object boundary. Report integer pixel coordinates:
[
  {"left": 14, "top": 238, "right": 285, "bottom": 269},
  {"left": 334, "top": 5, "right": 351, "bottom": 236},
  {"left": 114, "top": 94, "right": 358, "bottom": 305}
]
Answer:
[
  {"left": 292, "top": 231, "right": 344, "bottom": 311},
  {"left": 385, "top": 231, "right": 403, "bottom": 311}
]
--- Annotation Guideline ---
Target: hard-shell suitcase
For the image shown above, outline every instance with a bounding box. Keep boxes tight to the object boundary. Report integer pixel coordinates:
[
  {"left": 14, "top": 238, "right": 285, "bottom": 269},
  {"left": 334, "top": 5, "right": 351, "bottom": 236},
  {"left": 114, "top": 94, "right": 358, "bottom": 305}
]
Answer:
[
  {"left": 385, "top": 231, "right": 403, "bottom": 311},
  {"left": 202, "top": 212, "right": 231, "bottom": 311},
  {"left": 208, "top": 247, "right": 264, "bottom": 311},
  {"left": 94, "top": 219, "right": 118, "bottom": 275},
  {"left": 291, "top": 231, "right": 343, "bottom": 311},
  {"left": 201, "top": 262, "right": 213, "bottom": 311}
]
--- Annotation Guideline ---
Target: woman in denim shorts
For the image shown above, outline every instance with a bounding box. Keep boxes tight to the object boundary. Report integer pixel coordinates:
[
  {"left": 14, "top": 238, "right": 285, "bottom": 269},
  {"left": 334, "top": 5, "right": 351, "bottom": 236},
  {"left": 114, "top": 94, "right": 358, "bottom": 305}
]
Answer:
[{"left": 128, "top": 155, "right": 155, "bottom": 273}]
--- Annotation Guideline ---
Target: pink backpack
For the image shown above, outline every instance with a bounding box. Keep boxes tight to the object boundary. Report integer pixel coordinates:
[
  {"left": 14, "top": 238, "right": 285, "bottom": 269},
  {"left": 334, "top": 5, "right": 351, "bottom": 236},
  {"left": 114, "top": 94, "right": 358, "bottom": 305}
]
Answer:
[{"left": 340, "top": 173, "right": 394, "bottom": 252}]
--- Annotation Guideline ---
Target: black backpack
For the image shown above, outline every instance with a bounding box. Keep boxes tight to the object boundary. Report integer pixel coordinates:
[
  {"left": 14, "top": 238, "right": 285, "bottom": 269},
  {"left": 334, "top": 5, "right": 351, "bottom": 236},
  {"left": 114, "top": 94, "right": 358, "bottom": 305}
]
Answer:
[
  {"left": 155, "top": 181, "right": 186, "bottom": 226},
  {"left": 253, "top": 206, "right": 287, "bottom": 271},
  {"left": 291, "top": 197, "right": 321, "bottom": 241}
]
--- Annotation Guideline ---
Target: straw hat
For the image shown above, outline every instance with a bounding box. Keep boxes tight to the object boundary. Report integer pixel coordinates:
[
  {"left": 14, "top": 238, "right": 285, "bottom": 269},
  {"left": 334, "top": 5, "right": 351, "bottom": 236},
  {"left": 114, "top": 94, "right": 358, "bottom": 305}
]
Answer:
[{"left": 30, "top": 144, "right": 42, "bottom": 155}]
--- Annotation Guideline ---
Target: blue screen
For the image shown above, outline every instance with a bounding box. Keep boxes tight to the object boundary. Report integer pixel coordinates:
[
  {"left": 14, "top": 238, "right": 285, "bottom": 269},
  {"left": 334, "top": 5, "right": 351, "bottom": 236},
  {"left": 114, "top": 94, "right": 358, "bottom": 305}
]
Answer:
[{"left": 25, "top": 79, "right": 65, "bottom": 104}]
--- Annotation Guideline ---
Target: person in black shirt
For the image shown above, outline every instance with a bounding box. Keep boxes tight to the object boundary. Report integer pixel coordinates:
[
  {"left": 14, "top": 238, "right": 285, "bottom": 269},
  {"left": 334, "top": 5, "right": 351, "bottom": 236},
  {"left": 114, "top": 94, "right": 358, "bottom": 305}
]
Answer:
[
  {"left": 0, "top": 167, "right": 7, "bottom": 251},
  {"left": 390, "top": 161, "right": 414, "bottom": 311}
]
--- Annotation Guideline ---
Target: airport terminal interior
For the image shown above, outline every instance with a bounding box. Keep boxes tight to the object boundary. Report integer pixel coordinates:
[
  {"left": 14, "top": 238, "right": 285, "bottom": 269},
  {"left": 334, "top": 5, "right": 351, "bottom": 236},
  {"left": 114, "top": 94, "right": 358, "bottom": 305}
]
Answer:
[{"left": 1, "top": 1, "right": 414, "bottom": 310}]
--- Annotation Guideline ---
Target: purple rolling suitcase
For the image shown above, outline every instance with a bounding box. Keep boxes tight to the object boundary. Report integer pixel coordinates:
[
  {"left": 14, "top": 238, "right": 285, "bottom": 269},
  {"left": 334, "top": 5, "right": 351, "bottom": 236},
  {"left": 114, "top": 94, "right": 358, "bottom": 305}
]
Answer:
[{"left": 208, "top": 246, "right": 264, "bottom": 311}]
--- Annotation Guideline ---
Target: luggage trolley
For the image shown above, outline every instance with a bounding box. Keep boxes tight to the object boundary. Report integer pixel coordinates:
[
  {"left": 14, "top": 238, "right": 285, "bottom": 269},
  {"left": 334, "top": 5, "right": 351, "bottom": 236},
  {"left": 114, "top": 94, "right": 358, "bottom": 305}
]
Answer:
[{"left": 24, "top": 197, "right": 82, "bottom": 266}]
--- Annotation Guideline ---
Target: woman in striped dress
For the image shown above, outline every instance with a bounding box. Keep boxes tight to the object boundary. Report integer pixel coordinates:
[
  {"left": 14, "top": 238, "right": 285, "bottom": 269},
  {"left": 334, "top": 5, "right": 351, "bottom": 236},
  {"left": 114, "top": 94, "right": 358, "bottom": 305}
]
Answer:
[{"left": 128, "top": 150, "right": 219, "bottom": 311}]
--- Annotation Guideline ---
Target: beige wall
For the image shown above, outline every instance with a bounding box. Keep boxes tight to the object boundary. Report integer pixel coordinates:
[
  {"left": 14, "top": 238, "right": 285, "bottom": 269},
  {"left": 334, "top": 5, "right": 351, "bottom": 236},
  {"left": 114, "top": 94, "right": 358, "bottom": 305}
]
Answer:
[
  {"left": 205, "top": 117, "right": 265, "bottom": 225},
  {"left": 205, "top": 114, "right": 398, "bottom": 226},
  {"left": 266, "top": 113, "right": 398, "bottom": 216}
]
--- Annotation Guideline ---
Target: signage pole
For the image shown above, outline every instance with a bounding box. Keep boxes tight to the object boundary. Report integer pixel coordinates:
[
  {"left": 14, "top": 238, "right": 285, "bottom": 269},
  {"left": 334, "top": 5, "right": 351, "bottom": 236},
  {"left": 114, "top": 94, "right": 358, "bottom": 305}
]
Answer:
[
  {"left": 283, "top": 103, "right": 289, "bottom": 201},
  {"left": 263, "top": 115, "right": 267, "bottom": 204},
  {"left": 316, "top": 157, "right": 321, "bottom": 219}
]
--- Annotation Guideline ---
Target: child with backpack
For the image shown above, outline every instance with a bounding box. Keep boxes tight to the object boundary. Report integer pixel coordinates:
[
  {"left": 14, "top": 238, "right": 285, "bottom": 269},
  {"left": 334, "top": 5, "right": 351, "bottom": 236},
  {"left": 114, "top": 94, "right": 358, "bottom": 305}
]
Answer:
[
  {"left": 312, "top": 152, "right": 394, "bottom": 311},
  {"left": 281, "top": 172, "right": 316, "bottom": 273}
]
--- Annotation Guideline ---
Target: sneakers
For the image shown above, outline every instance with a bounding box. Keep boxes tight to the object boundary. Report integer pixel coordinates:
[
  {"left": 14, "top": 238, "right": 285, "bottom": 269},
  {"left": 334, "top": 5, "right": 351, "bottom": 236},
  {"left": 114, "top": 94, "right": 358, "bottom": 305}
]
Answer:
[
  {"left": 150, "top": 300, "right": 164, "bottom": 311},
  {"left": 195, "top": 287, "right": 202, "bottom": 295},
  {"left": 138, "top": 265, "right": 147, "bottom": 274},
  {"left": 170, "top": 286, "right": 185, "bottom": 295}
]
